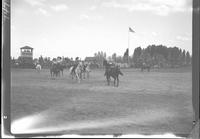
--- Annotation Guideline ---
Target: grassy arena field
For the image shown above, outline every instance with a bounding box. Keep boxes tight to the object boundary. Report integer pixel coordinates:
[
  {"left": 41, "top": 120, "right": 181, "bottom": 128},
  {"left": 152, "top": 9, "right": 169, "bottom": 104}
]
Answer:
[{"left": 11, "top": 67, "right": 193, "bottom": 136}]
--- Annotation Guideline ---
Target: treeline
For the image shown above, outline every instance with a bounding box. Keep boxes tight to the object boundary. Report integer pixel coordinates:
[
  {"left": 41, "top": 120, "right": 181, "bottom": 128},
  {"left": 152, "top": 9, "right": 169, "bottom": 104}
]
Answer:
[
  {"left": 93, "top": 51, "right": 107, "bottom": 67},
  {"left": 130, "top": 45, "right": 191, "bottom": 68},
  {"left": 108, "top": 45, "right": 192, "bottom": 68},
  {"left": 11, "top": 44, "right": 192, "bottom": 69},
  {"left": 95, "top": 45, "right": 192, "bottom": 68}
]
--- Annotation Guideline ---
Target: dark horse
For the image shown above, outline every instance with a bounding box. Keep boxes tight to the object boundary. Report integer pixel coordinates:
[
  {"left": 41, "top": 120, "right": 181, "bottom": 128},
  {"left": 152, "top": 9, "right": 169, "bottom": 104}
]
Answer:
[
  {"left": 103, "top": 60, "right": 123, "bottom": 87},
  {"left": 57, "top": 63, "right": 65, "bottom": 76},
  {"left": 50, "top": 63, "right": 60, "bottom": 77},
  {"left": 141, "top": 62, "right": 151, "bottom": 72}
]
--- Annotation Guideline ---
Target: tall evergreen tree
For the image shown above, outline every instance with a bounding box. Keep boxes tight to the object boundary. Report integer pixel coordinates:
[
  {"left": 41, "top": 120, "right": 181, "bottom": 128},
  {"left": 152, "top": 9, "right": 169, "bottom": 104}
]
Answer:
[
  {"left": 112, "top": 53, "right": 117, "bottom": 62},
  {"left": 132, "top": 47, "right": 142, "bottom": 67},
  {"left": 186, "top": 51, "right": 191, "bottom": 65},
  {"left": 123, "top": 48, "right": 129, "bottom": 63},
  {"left": 182, "top": 50, "right": 186, "bottom": 65}
]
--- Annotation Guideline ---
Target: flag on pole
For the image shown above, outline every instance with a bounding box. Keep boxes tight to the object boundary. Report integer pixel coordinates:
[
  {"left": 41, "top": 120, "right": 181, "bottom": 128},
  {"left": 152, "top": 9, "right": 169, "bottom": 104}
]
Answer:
[{"left": 129, "top": 27, "right": 135, "bottom": 33}]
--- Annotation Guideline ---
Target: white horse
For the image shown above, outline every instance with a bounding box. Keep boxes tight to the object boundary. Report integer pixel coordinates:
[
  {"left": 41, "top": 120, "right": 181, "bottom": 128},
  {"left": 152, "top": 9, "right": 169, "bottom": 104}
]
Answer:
[
  {"left": 75, "top": 63, "right": 82, "bottom": 83},
  {"left": 69, "top": 63, "right": 82, "bottom": 83},
  {"left": 36, "top": 64, "right": 42, "bottom": 73}
]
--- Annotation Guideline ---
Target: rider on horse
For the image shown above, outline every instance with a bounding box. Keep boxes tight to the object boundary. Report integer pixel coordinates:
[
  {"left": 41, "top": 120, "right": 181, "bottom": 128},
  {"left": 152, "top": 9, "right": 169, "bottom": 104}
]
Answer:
[{"left": 71, "top": 60, "right": 79, "bottom": 74}]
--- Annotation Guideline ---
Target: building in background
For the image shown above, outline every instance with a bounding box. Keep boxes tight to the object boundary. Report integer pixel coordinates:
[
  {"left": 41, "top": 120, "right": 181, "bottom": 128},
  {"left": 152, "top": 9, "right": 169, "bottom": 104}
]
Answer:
[
  {"left": 20, "top": 46, "right": 33, "bottom": 62},
  {"left": 18, "top": 46, "right": 34, "bottom": 68},
  {"left": 85, "top": 57, "right": 99, "bottom": 68}
]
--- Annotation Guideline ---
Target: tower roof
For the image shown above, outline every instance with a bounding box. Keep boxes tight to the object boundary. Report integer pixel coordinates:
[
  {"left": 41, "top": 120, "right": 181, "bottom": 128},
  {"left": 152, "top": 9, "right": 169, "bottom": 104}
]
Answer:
[{"left": 20, "top": 46, "right": 33, "bottom": 49}]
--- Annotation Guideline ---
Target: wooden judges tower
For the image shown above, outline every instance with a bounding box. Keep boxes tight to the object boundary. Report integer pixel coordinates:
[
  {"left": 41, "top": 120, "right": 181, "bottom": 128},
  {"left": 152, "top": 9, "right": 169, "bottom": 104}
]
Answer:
[{"left": 19, "top": 46, "right": 34, "bottom": 68}]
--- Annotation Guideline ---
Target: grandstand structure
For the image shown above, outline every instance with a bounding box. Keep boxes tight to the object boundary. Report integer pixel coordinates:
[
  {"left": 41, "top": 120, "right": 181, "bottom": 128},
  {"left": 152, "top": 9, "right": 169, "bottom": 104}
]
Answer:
[{"left": 18, "top": 46, "right": 34, "bottom": 68}]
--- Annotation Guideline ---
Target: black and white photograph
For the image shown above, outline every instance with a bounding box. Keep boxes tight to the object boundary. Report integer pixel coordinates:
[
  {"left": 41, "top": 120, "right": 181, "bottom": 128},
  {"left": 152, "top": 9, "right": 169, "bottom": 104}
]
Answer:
[{"left": 3, "top": 0, "right": 198, "bottom": 138}]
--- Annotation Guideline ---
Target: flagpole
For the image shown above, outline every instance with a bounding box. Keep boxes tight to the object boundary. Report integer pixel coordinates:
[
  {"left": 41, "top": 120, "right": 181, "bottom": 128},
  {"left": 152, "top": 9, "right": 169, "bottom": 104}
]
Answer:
[
  {"left": 128, "top": 27, "right": 135, "bottom": 66},
  {"left": 128, "top": 29, "right": 130, "bottom": 50},
  {"left": 128, "top": 28, "right": 130, "bottom": 65}
]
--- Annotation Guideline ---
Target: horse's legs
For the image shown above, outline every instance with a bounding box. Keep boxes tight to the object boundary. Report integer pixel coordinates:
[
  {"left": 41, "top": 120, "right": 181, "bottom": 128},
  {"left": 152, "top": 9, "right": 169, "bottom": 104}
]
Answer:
[
  {"left": 106, "top": 76, "right": 109, "bottom": 85},
  {"left": 75, "top": 72, "right": 78, "bottom": 79},
  {"left": 71, "top": 71, "right": 75, "bottom": 79},
  {"left": 70, "top": 72, "right": 73, "bottom": 79},
  {"left": 81, "top": 72, "right": 83, "bottom": 79},
  {"left": 79, "top": 73, "right": 81, "bottom": 80},
  {"left": 116, "top": 77, "right": 119, "bottom": 87},
  {"left": 82, "top": 72, "right": 85, "bottom": 79},
  {"left": 50, "top": 71, "right": 52, "bottom": 77},
  {"left": 108, "top": 76, "right": 111, "bottom": 86},
  {"left": 76, "top": 72, "right": 80, "bottom": 83},
  {"left": 81, "top": 72, "right": 83, "bottom": 80},
  {"left": 78, "top": 72, "right": 81, "bottom": 80},
  {"left": 78, "top": 74, "right": 80, "bottom": 83},
  {"left": 75, "top": 73, "right": 78, "bottom": 80},
  {"left": 114, "top": 78, "right": 116, "bottom": 86},
  {"left": 70, "top": 72, "right": 72, "bottom": 79}
]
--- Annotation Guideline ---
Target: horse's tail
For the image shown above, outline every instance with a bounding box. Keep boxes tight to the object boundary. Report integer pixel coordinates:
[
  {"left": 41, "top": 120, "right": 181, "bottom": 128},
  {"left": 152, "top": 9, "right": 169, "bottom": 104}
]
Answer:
[{"left": 69, "top": 66, "right": 73, "bottom": 74}]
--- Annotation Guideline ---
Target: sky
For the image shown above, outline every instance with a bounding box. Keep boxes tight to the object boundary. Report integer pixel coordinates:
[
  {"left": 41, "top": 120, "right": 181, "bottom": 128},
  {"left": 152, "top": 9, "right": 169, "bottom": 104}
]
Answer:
[{"left": 11, "top": 0, "right": 192, "bottom": 60}]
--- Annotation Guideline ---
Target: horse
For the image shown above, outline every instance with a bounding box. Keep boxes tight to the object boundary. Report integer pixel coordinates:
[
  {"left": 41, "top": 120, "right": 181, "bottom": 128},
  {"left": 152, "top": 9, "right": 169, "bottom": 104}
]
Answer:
[
  {"left": 57, "top": 63, "right": 65, "bottom": 76},
  {"left": 105, "top": 65, "right": 123, "bottom": 87},
  {"left": 82, "top": 63, "right": 91, "bottom": 79},
  {"left": 50, "top": 63, "right": 60, "bottom": 77},
  {"left": 35, "top": 64, "right": 42, "bottom": 73},
  {"left": 103, "top": 60, "right": 123, "bottom": 87},
  {"left": 69, "top": 65, "right": 77, "bottom": 79},
  {"left": 74, "top": 63, "right": 83, "bottom": 83},
  {"left": 141, "top": 62, "right": 151, "bottom": 72},
  {"left": 69, "top": 63, "right": 83, "bottom": 83}
]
